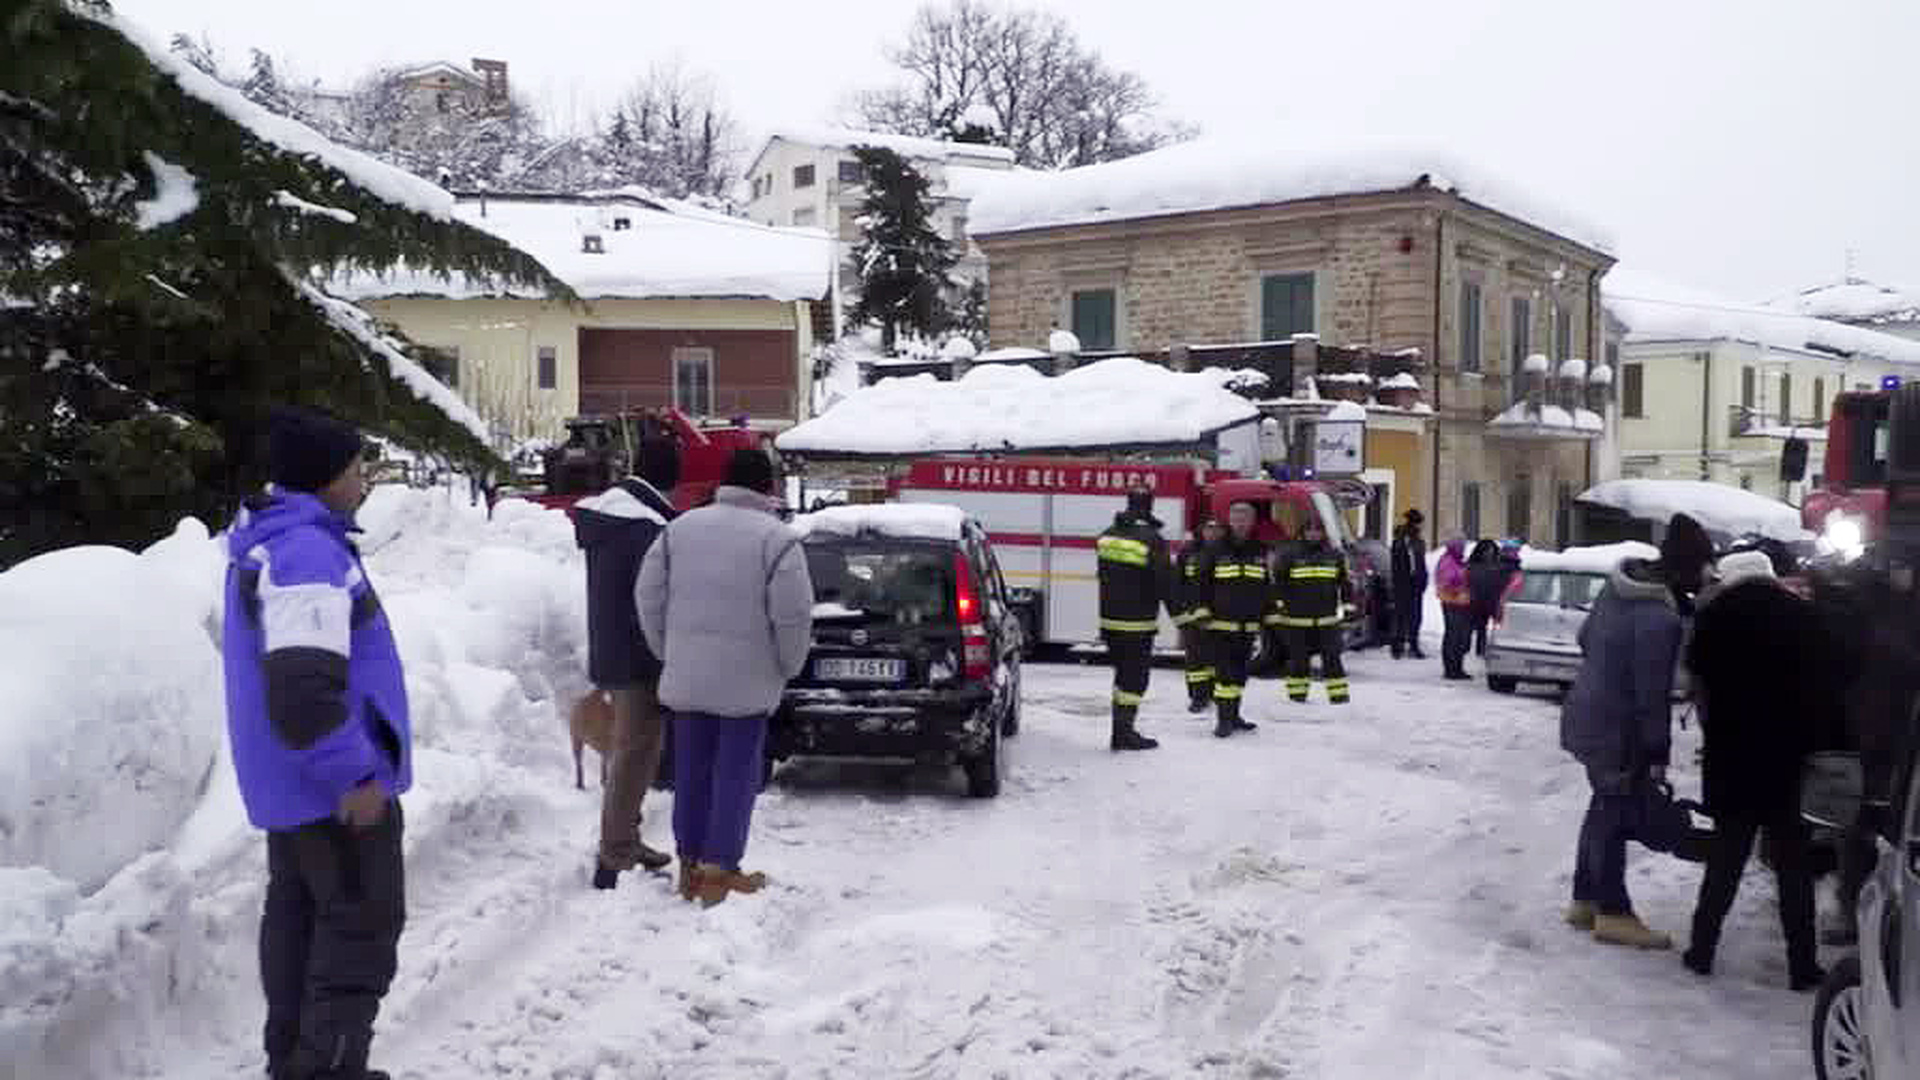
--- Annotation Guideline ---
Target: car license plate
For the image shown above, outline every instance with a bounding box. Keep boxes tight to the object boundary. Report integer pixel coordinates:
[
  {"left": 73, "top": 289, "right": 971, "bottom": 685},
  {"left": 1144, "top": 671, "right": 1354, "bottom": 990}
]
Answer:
[{"left": 815, "top": 657, "right": 905, "bottom": 683}]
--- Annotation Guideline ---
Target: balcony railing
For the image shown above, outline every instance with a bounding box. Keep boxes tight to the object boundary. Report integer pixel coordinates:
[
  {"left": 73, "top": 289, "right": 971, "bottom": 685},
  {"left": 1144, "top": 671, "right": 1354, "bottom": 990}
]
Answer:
[
  {"left": 1728, "top": 405, "right": 1824, "bottom": 439},
  {"left": 579, "top": 382, "right": 796, "bottom": 420}
]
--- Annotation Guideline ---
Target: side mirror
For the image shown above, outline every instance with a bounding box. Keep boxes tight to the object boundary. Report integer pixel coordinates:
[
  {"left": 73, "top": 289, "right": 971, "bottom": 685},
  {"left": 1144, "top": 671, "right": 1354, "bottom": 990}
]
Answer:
[
  {"left": 1801, "top": 751, "right": 1865, "bottom": 830},
  {"left": 1781, "top": 436, "right": 1810, "bottom": 484}
]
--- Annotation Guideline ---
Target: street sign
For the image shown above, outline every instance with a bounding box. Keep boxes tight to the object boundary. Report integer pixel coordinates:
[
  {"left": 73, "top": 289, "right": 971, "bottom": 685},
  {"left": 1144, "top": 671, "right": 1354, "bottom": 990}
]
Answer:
[{"left": 1312, "top": 419, "right": 1366, "bottom": 476}]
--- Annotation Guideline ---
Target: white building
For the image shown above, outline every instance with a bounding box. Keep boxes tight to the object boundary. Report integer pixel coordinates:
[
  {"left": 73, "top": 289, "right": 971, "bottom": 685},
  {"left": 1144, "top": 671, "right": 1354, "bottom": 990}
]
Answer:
[
  {"left": 1606, "top": 267, "right": 1920, "bottom": 500},
  {"left": 1767, "top": 277, "right": 1920, "bottom": 343},
  {"left": 741, "top": 127, "right": 1016, "bottom": 328}
]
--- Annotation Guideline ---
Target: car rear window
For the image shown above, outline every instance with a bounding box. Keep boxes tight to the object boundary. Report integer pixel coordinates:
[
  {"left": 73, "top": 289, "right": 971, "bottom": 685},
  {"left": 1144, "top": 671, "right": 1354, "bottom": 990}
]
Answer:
[
  {"left": 1513, "top": 571, "right": 1608, "bottom": 609},
  {"left": 804, "top": 541, "right": 954, "bottom": 625}
]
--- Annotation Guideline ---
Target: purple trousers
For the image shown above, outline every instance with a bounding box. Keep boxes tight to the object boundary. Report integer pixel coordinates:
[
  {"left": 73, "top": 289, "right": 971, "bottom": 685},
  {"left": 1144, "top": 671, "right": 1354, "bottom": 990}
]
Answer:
[{"left": 671, "top": 712, "right": 767, "bottom": 870}]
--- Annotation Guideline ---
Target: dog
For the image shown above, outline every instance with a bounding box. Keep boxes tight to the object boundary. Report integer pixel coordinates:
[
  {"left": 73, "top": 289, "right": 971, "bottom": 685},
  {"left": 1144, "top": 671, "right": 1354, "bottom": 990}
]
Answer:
[{"left": 569, "top": 689, "right": 616, "bottom": 790}]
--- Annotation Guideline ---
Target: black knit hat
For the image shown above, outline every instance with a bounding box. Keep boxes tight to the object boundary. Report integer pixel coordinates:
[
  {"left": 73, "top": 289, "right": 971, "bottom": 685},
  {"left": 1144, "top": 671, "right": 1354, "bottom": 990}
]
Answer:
[
  {"left": 636, "top": 434, "right": 681, "bottom": 492},
  {"left": 724, "top": 447, "right": 777, "bottom": 494},
  {"left": 269, "top": 406, "right": 363, "bottom": 493},
  {"left": 1660, "top": 513, "right": 1715, "bottom": 579},
  {"left": 1126, "top": 485, "right": 1154, "bottom": 518}
]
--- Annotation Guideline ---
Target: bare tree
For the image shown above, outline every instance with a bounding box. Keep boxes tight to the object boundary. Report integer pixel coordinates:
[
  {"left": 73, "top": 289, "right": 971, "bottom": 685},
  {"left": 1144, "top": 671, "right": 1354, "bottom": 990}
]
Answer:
[
  {"left": 857, "top": 1, "right": 1191, "bottom": 169},
  {"left": 604, "top": 61, "right": 742, "bottom": 199}
]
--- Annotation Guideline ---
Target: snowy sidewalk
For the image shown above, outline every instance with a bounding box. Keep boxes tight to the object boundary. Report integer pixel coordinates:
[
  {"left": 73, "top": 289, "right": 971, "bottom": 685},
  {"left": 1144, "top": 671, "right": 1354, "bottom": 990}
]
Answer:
[{"left": 180, "top": 655, "right": 1816, "bottom": 1080}]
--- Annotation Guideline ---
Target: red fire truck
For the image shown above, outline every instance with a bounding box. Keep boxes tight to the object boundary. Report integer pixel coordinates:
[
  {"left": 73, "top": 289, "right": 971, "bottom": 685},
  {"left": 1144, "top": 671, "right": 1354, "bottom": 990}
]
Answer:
[
  {"left": 889, "top": 456, "right": 1379, "bottom": 652},
  {"left": 1800, "top": 388, "right": 1893, "bottom": 554},
  {"left": 499, "top": 408, "right": 772, "bottom": 516}
]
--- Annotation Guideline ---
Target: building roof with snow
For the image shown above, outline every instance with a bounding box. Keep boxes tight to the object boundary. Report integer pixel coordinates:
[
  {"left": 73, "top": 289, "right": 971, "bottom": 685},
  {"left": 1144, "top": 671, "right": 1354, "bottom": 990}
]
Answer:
[
  {"left": 745, "top": 126, "right": 1017, "bottom": 178},
  {"left": 1764, "top": 278, "right": 1920, "bottom": 328},
  {"left": 775, "top": 357, "right": 1261, "bottom": 458},
  {"left": 330, "top": 192, "right": 830, "bottom": 303},
  {"left": 1576, "top": 478, "right": 1807, "bottom": 543},
  {"left": 1605, "top": 266, "right": 1920, "bottom": 366},
  {"left": 969, "top": 138, "right": 1612, "bottom": 255}
]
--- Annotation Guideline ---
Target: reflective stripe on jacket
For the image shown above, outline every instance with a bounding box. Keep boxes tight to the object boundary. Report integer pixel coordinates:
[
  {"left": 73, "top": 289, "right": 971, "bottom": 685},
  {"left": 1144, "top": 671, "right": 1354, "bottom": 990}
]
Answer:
[
  {"left": 1199, "top": 535, "right": 1273, "bottom": 632},
  {"left": 1097, "top": 513, "right": 1174, "bottom": 635},
  {"left": 1276, "top": 540, "right": 1348, "bottom": 627}
]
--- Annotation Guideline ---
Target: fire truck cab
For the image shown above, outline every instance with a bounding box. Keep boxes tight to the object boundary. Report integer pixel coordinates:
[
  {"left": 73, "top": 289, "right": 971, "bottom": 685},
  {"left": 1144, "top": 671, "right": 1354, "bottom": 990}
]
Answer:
[
  {"left": 890, "top": 457, "right": 1374, "bottom": 652},
  {"left": 502, "top": 408, "right": 773, "bottom": 516},
  {"left": 1801, "top": 389, "right": 1893, "bottom": 554}
]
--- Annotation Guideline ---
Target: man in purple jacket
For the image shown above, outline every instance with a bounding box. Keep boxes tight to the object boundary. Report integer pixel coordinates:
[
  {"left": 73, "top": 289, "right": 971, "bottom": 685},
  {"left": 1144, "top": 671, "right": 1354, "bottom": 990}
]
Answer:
[{"left": 223, "top": 407, "right": 409, "bottom": 1080}]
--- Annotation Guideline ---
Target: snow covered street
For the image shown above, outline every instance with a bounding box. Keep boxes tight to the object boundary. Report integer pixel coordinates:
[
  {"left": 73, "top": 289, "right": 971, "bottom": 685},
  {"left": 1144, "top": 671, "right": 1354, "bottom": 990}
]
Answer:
[{"left": 3, "top": 493, "right": 1822, "bottom": 1079}]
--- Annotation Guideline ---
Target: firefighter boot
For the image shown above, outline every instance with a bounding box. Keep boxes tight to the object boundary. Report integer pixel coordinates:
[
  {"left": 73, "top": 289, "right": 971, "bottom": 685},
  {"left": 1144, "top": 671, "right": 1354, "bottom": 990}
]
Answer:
[
  {"left": 1111, "top": 705, "right": 1159, "bottom": 751},
  {"left": 1213, "top": 695, "right": 1241, "bottom": 738}
]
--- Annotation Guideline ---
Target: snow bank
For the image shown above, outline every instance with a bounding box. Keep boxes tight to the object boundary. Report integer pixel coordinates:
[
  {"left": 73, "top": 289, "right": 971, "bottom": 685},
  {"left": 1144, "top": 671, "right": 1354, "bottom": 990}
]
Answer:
[
  {"left": 1577, "top": 479, "right": 1808, "bottom": 542},
  {"left": 0, "top": 520, "right": 224, "bottom": 894},
  {"left": 776, "top": 357, "right": 1262, "bottom": 457},
  {"left": 970, "top": 138, "right": 1613, "bottom": 253},
  {"left": 134, "top": 153, "right": 198, "bottom": 230},
  {"left": 1520, "top": 541, "right": 1657, "bottom": 575},
  {"left": 331, "top": 195, "right": 830, "bottom": 303},
  {"left": 1607, "top": 265, "right": 1920, "bottom": 366},
  {"left": 793, "top": 503, "right": 969, "bottom": 542},
  {"left": 1, "top": 486, "right": 591, "bottom": 1077}
]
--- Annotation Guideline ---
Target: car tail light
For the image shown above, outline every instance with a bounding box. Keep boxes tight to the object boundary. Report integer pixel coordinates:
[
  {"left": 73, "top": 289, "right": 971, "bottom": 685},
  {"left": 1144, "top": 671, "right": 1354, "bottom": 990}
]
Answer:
[{"left": 954, "top": 553, "right": 991, "bottom": 681}]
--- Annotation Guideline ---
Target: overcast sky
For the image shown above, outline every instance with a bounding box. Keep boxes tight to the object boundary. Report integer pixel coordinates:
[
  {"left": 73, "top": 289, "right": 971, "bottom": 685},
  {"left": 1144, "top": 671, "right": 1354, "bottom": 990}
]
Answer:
[{"left": 118, "top": 0, "right": 1919, "bottom": 304}]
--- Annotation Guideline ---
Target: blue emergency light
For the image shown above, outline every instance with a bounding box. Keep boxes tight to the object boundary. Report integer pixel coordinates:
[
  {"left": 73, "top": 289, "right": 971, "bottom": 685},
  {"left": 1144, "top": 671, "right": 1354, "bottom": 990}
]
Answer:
[{"left": 1883, "top": 375, "right": 1902, "bottom": 391}]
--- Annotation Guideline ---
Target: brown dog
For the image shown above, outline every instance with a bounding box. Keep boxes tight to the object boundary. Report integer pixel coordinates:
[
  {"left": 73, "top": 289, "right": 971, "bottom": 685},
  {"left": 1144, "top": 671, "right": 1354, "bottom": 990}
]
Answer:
[{"left": 569, "top": 689, "right": 615, "bottom": 789}]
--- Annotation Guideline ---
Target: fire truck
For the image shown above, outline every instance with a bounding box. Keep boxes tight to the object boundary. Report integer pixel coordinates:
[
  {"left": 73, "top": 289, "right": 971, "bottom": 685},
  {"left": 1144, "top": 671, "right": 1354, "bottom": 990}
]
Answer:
[
  {"left": 889, "top": 456, "right": 1380, "bottom": 653},
  {"left": 1799, "top": 388, "right": 1895, "bottom": 556},
  {"left": 497, "top": 408, "right": 772, "bottom": 516}
]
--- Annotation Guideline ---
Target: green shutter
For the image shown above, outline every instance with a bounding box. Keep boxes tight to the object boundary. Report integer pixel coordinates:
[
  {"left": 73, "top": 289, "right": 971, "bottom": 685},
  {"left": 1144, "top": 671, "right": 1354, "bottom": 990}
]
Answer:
[
  {"left": 1072, "top": 290, "right": 1116, "bottom": 351},
  {"left": 1262, "top": 273, "right": 1315, "bottom": 341}
]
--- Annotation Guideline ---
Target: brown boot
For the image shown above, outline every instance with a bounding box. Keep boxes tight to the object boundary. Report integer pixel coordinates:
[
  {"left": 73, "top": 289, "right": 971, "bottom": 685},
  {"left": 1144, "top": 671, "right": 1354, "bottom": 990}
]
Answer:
[
  {"left": 691, "top": 863, "right": 730, "bottom": 908},
  {"left": 1564, "top": 901, "right": 1596, "bottom": 931},
  {"left": 677, "top": 860, "right": 698, "bottom": 902},
  {"left": 1593, "top": 913, "right": 1672, "bottom": 950}
]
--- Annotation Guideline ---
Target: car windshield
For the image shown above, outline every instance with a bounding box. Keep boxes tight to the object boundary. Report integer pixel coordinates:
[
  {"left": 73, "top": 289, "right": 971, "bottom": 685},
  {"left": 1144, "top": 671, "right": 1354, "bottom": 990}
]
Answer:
[
  {"left": 1309, "top": 491, "right": 1356, "bottom": 547},
  {"left": 804, "top": 541, "right": 954, "bottom": 625},
  {"left": 1512, "top": 571, "right": 1608, "bottom": 609}
]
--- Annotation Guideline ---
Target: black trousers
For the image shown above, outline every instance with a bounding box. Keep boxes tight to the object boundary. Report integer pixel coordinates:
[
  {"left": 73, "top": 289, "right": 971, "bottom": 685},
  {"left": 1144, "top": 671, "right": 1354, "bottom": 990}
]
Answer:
[
  {"left": 1392, "top": 586, "right": 1424, "bottom": 652},
  {"left": 263, "top": 801, "right": 406, "bottom": 1079},
  {"left": 1211, "top": 630, "right": 1256, "bottom": 711},
  {"left": 1687, "top": 802, "right": 1817, "bottom": 977},
  {"left": 1180, "top": 624, "right": 1214, "bottom": 703},
  {"left": 1283, "top": 626, "right": 1347, "bottom": 700},
  {"left": 1441, "top": 606, "right": 1473, "bottom": 675},
  {"left": 1106, "top": 632, "right": 1154, "bottom": 709}
]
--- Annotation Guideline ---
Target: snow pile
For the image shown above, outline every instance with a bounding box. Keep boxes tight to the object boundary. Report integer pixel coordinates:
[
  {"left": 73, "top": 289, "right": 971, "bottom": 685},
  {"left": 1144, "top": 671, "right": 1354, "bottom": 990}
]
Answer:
[
  {"left": 777, "top": 357, "right": 1262, "bottom": 457},
  {"left": 970, "top": 138, "right": 1613, "bottom": 252},
  {"left": 1378, "top": 372, "right": 1421, "bottom": 390},
  {"left": 1577, "top": 479, "right": 1809, "bottom": 542},
  {"left": 1048, "top": 328, "right": 1082, "bottom": 354},
  {"left": 1520, "top": 540, "right": 1657, "bottom": 575},
  {"left": 1324, "top": 400, "right": 1369, "bottom": 422},
  {"left": 976, "top": 346, "right": 1050, "bottom": 363},
  {"left": 0, "top": 486, "right": 591, "bottom": 1077},
  {"left": 1767, "top": 278, "right": 1920, "bottom": 325},
  {"left": 332, "top": 195, "right": 830, "bottom": 303},
  {"left": 1574, "top": 409, "right": 1606, "bottom": 432},
  {"left": 762, "top": 125, "right": 1017, "bottom": 166},
  {"left": 0, "top": 521, "right": 225, "bottom": 893},
  {"left": 1558, "top": 358, "right": 1588, "bottom": 380},
  {"left": 1588, "top": 363, "right": 1615, "bottom": 386},
  {"left": 793, "top": 503, "right": 970, "bottom": 542},
  {"left": 134, "top": 153, "right": 199, "bottom": 230},
  {"left": 1522, "top": 353, "right": 1551, "bottom": 374},
  {"left": 272, "top": 190, "right": 358, "bottom": 225},
  {"left": 1607, "top": 265, "right": 1920, "bottom": 366},
  {"left": 941, "top": 336, "right": 979, "bottom": 361},
  {"left": 95, "top": 9, "right": 457, "bottom": 220},
  {"left": 1490, "top": 401, "right": 1590, "bottom": 432}
]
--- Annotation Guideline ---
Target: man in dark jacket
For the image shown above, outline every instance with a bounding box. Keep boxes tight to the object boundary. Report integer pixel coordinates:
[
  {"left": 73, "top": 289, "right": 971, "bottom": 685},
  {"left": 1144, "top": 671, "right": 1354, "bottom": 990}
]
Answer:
[
  {"left": 1175, "top": 519, "right": 1225, "bottom": 713},
  {"left": 1097, "top": 486, "right": 1177, "bottom": 751},
  {"left": 574, "top": 434, "right": 681, "bottom": 890},
  {"left": 1389, "top": 509, "right": 1428, "bottom": 659},
  {"left": 1202, "top": 501, "right": 1272, "bottom": 738},
  {"left": 223, "top": 408, "right": 408, "bottom": 1080},
  {"left": 1559, "top": 513, "right": 1714, "bottom": 951},
  {"left": 1276, "top": 515, "right": 1350, "bottom": 704},
  {"left": 1680, "top": 551, "right": 1824, "bottom": 990}
]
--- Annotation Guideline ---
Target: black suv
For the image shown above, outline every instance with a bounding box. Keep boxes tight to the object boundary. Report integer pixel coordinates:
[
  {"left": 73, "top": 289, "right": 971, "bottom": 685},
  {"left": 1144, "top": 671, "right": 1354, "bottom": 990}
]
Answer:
[{"left": 773, "top": 506, "right": 1022, "bottom": 797}]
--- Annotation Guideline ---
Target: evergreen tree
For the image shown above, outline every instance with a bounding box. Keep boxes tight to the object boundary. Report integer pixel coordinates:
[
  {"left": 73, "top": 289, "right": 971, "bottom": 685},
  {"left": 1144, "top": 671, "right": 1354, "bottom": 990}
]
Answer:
[
  {"left": 167, "top": 32, "right": 219, "bottom": 78},
  {"left": 0, "top": 0, "right": 567, "bottom": 565},
  {"left": 952, "top": 277, "right": 989, "bottom": 347},
  {"left": 844, "top": 145, "right": 955, "bottom": 352},
  {"left": 240, "top": 48, "right": 290, "bottom": 115}
]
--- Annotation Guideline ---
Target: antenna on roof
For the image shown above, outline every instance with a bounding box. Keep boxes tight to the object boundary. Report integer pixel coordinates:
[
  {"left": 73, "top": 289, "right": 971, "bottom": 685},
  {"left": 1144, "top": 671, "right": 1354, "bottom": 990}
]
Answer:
[{"left": 1846, "top": 247, "right": 1858, "bottom": 285}]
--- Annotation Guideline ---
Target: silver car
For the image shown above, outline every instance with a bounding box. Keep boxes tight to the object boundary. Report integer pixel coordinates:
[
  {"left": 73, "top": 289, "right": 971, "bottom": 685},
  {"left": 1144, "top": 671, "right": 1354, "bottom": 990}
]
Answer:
[
  {"left": 1811, "top": 741, "right": 1920, "bottom": 1080},
  {"left": 1483, "top": 568, "right": 1608, "bottom": 694}
]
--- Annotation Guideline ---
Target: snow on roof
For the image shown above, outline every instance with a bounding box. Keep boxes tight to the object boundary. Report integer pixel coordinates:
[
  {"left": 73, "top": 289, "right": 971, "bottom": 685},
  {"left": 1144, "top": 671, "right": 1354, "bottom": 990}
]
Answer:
[
  {"left": 1522, "top": 353, "right": 1551, "bottom": 373},
  {"left": 291, "top": 276, "right": 490, "bottom": 442},
  {"left": 97, "top": 9, "right": 457, "bottom": 221},
  {"left": 792, "top": 503, "right": 969, "bottom": 543},
  {"left": 776, "top": 357, "right": 1261, "bottom": 457},
  {"left": 969, "top": 138, "right": 1613, "bottom": 253},
  {"left": 753, "top": 126, "right": 1017, "bottom": 173},
  {"left": 1576, "top": 479, "right": 1808, "bottom": 542},
  {"left": 1048, "top": 328, "right": 1082, "bottom": 354},
  {"left": 1606, "top": 265, "right": 1920, "bottom": 367},
  {"left": 1324, "top": 401, "right": 1368, "bottom": 422},
  {"left": 1574, "top": 408, "right": 1605, "bottom": 432},
  {"left": 1519, "top": 541, "right": 1658, "bottom": 576},
  {"left": 393, "top": 60, "right": 484, "bottom": 86},
  {"left": 942, "top": 336, "right": 979, "bottom": 360},
  {"left": 1767, "top": 279, "right": 1920, "bottom": 325},
  {"left": 1378, "top": 372, "right": 1421, "bottom": 390},
  {"left": 330, "top": 195, "right": 830, "bottom": 302}
]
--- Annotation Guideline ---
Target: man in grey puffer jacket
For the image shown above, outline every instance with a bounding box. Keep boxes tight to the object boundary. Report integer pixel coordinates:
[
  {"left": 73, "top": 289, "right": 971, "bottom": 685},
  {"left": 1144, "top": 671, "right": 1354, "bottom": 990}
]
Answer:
[
  {"left": 1560, "top": 513, "right": 1714, "bottom": 951},
  {"left": 637, "top": 449, "right": 813, "bottom": 907}
]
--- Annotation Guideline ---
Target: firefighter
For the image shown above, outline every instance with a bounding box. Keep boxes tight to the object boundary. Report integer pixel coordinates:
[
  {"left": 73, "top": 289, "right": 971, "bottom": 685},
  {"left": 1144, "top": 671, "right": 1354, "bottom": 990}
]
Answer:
[
  {"left": 1203, "top": 501, "right": 1271, "bottom": 738},
  {"left": 1096, "top": 486, "right": 1177, "bottom": 752},
  {"left": 1175, "top": 518, "right": 1225, "bottom": 713},
  {"left": 1276, "top": 513, "right": 1351, "bottom": 703}
]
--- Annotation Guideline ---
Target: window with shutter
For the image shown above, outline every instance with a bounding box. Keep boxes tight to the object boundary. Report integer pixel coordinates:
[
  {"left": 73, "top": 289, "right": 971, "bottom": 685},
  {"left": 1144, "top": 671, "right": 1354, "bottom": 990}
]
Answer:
[
  {"left": 1622, "top": 363, "right": 1644, "bottom": 418},
  {"left": 1260, "top": 273, "right": 1315, "bottom": 341},
  {"left": 1070, "top": 289, "right": 1117, "bottom": 351},
  {"left": 1459, "top": 281, "right": 1483, "bottom": 373}
]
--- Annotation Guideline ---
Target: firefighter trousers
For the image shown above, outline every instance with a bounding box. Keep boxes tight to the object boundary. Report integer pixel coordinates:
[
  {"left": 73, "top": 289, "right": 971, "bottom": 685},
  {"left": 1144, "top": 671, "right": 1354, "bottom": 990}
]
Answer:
[
  {"left": 1210, "top": 630, "right": 1256, "bottom": 720},
  {"left": 1180, "top": 624, "right": 1214, "bottom": 705},
  {"left": 1106, "top": 632, "right": 1155, "bottom": 711},
  {"left": 1284, "top": 626, "right": 1348, "bottom": 703}
]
